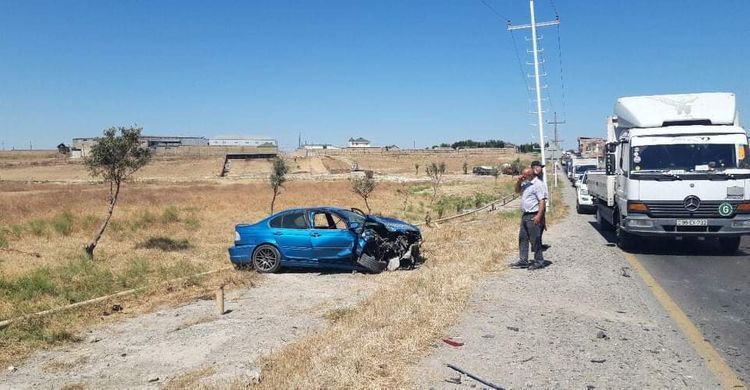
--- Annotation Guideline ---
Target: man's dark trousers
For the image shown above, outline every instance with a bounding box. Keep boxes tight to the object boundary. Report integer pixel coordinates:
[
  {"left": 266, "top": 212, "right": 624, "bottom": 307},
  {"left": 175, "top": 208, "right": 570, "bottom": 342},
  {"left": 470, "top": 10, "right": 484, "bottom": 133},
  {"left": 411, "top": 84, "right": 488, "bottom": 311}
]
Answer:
[{"left": 519, "top": 213, "right": 544, "bottom": 262}]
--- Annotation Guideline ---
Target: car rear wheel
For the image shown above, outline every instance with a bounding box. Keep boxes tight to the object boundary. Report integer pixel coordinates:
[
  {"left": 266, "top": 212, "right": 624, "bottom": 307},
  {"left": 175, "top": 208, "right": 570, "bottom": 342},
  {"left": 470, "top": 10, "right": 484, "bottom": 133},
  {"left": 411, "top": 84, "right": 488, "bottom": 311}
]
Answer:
[
  {"left": 718, "top": 237, "right": 741, "bottom": 254},
  {"left": 252, "top": 245, "right": 282, "bottom": 273}
]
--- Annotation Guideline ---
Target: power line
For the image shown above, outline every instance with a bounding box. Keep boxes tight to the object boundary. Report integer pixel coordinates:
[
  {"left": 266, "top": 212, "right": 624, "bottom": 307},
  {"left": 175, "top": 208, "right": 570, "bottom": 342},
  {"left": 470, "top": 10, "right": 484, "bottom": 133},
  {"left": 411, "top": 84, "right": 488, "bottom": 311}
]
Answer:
[
  {"left": 510, "top": 30, "right": 533, "bottom": 102},
  {"left": 479, "top": 0, "right": 510, "bottom": 22},
  {"left": 555, "top": 23, "right": 568, "bottom": 121},
  {"left": 548, "top": 0, "right": 559, "bottom": 18}
]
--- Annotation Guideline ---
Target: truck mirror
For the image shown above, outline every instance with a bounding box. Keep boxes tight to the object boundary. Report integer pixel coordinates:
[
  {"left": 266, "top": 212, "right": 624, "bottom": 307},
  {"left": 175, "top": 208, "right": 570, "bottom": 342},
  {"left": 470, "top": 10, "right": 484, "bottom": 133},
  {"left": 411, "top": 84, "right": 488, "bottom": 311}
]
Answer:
[{"left": 606, "top": 143, "right": 617, "bottom": 153}]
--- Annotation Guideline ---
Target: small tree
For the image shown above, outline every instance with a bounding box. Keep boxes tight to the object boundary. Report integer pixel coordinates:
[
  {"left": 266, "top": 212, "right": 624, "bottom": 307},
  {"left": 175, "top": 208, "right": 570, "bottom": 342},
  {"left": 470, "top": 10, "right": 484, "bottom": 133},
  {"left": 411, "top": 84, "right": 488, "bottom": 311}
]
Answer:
[
  {"left": 414, "top": 163, "right": 420, "bottom": 176},
  {"left": 351, "top": 171, "right": 377, "bottom": 213},
  {"left": 84, "top": 126, "right": 151, "bottom": 259},
  {"left": 269, "top": 157, "right": 288, "bottom": 214},
  {"left": 462, "top": 161, "right": 469, "bottom": 175},
  {"left": 426, "top": 162, "right": 446, "bottom": 203}
]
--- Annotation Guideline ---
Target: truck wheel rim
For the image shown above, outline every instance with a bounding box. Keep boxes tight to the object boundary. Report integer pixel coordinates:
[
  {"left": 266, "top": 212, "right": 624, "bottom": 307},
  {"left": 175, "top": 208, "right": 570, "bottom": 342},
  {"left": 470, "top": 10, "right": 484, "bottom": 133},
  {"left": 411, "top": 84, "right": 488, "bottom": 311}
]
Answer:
[{"left": 254, "top": 247, "right": 278, "bottom": 271}]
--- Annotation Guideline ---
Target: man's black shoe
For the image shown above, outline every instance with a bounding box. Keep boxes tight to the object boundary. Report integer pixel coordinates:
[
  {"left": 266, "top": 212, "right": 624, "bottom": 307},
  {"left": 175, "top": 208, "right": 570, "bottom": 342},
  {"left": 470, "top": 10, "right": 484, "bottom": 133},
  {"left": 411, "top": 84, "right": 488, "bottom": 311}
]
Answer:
[
  {"left": 527, "top": 261, "right": 546, "bottom": 270},
  {"left": 509, "top": 260, "right": 531, "bottom": 269},
  {"left": 541, "top": 244, "right": 551, "bottom": 251}
]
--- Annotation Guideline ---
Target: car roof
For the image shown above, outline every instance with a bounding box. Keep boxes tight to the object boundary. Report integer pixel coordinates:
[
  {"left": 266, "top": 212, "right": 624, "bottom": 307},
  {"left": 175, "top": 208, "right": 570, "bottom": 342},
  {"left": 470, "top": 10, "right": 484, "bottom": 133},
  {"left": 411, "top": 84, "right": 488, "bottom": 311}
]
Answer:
[{"left": 275, "top": 206, "right": 350, "bottom": 214}]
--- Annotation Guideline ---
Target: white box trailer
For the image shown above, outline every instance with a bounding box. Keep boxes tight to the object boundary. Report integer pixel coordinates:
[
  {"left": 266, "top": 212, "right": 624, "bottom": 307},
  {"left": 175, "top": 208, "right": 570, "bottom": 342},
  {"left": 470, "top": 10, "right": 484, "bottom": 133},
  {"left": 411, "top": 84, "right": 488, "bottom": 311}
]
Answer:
[{"left": 587, "top": 92, "right": 750, "bottom": 253}]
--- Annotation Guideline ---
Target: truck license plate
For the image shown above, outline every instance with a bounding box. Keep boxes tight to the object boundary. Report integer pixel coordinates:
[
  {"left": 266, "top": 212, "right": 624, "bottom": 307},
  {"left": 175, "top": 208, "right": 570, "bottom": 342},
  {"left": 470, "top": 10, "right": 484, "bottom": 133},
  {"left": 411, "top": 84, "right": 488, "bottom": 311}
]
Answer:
[{"left": 676, "top": 219, "right": 708, "bottom": 226}]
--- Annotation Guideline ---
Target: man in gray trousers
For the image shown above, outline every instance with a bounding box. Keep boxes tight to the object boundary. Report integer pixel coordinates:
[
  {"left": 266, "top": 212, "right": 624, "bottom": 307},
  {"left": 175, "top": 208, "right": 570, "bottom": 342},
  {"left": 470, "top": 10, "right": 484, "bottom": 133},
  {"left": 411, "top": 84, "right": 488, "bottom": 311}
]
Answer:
[{"left": 510, "top": 168, "right": 548, "bottom": 270}]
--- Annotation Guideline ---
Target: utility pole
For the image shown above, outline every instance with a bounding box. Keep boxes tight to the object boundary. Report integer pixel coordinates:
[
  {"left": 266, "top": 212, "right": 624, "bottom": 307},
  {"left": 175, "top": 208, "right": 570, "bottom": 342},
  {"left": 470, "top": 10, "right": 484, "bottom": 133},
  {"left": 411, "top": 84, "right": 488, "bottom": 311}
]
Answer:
[
  {"left": 547, "top": 111, "right": 565, "bottom": 187},
  {"left": 508, "top": 0, "right": 560, "bottom": 194}
]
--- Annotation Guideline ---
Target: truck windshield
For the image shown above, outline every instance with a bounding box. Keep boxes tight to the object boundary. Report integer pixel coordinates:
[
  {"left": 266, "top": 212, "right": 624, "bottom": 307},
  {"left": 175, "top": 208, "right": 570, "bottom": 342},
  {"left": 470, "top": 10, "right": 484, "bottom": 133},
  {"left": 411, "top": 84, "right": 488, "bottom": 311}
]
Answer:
[
  {"left": 632, "top": 144, "right": 750, "bottom": 172},
  {"left": 575, "top": 165, "right": 597, "bottom": 174}
]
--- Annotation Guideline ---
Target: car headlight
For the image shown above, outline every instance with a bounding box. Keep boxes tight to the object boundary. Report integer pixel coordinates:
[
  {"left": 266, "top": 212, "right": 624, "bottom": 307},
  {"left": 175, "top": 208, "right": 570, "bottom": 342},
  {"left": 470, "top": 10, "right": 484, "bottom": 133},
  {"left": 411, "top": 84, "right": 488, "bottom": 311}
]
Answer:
[{"left": 235, "top": 231, "right": 241, "bottom": 242}]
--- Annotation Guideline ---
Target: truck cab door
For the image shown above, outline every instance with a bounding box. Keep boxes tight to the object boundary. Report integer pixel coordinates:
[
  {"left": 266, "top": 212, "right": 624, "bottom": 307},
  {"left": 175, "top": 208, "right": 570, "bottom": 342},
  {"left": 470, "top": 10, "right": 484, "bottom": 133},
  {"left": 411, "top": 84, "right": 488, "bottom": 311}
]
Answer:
[{"left": 616, "top": 142, "right": 630, "bottom": 215}]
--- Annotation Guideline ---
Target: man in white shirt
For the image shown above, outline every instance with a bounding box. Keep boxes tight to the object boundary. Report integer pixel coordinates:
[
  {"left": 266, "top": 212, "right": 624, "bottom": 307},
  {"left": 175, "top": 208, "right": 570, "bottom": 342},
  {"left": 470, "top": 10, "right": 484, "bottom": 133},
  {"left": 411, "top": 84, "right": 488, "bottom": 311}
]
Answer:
[{"left": 510, "top": 168, "right": 548, "bottom": 270}]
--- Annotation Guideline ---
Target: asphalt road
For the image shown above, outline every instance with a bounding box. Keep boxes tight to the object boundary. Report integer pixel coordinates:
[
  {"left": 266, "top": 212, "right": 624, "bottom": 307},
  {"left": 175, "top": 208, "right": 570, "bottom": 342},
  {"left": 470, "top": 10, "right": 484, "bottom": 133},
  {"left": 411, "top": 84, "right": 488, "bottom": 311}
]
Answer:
[{"left": 583, "top": 196, "right": 750, "bottom": 384}]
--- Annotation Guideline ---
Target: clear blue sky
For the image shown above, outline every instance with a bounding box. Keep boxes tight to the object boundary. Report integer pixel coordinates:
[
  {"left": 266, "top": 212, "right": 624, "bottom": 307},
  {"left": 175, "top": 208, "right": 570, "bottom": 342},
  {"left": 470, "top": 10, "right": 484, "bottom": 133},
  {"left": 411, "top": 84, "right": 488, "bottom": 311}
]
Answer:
[{"left": 1, "top": 0, "right": 748, "bottom": 151}]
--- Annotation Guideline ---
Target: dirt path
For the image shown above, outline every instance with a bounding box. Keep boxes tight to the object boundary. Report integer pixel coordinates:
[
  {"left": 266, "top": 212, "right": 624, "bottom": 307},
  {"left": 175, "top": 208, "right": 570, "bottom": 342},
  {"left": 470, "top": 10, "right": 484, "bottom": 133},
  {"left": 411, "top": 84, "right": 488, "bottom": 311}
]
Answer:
[
  {"left": 0, "top": 272, "right": 382, "bottom": 389},
  {"left": 411, "top": 183, "right": 721, "bottom": 389}
]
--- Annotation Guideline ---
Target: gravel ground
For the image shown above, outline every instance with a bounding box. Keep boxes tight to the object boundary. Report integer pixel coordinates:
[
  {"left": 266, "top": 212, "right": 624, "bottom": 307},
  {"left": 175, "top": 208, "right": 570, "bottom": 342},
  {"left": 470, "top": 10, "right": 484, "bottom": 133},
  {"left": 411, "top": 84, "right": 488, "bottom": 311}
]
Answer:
[
  {"left": 412, "top": 182, "right": 721, "bottom": 389},
  {"left": 0, "top": 272, "right": 381, "bottom": 389}
]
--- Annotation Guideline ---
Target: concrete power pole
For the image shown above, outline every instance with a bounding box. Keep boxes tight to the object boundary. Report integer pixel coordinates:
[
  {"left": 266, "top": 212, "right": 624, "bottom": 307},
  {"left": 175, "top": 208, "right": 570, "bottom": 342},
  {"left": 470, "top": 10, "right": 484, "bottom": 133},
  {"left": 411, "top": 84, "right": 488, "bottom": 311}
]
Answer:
[
  {"left": 547, "top": 111, "right": 565, "bottom": 187},
  {"left": 508, "top": 0, "right": 559, "bottom": 193}
]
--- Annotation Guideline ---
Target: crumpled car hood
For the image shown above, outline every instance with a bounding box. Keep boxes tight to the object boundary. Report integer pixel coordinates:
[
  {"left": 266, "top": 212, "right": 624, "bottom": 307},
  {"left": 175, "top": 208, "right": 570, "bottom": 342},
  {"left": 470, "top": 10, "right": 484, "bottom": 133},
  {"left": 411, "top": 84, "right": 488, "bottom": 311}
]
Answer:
[{"left": 366, "top": 215, "right": 420, "bottom": 234}]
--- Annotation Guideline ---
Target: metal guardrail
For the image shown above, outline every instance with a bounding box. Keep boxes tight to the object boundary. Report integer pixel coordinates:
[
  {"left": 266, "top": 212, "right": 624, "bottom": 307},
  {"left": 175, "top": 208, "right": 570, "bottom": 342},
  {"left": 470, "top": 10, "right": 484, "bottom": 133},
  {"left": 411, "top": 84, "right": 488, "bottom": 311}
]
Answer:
[{"left": 416, "top": 192, "right": 520, "bottom": 227}]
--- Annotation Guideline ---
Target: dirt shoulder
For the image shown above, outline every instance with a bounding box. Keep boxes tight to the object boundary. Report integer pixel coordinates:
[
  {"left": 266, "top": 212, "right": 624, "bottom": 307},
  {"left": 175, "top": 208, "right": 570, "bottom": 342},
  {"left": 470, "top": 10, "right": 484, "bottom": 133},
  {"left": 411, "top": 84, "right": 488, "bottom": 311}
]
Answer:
[
  {"left": 411, "top": 184, "right": 721, "bottom": 389},
  {"left": 0, "top": 272, "right": 383, "bottom": 389}
]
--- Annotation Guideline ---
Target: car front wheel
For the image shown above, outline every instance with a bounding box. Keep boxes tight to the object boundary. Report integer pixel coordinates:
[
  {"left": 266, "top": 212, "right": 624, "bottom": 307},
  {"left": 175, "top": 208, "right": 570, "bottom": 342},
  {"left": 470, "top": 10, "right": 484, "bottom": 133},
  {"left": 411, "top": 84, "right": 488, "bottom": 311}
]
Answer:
[{"left": 252, "top": 244, "right": 282, "bottom": 273}]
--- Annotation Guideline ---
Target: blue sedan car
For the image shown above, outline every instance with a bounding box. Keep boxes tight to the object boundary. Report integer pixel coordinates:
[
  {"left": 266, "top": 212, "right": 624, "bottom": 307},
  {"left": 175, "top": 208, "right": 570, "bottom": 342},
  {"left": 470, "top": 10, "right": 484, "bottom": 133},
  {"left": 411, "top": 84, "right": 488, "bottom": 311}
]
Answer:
[{"left": 229, "top": 207, "right": 423, "bottom": 273}]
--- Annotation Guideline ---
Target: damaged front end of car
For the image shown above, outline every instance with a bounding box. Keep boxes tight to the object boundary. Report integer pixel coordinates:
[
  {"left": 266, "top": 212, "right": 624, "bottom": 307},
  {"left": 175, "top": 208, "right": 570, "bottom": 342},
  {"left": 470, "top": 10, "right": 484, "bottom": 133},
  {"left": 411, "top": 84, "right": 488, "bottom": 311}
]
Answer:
[{"left": 354, "top": 215, "right": 424, "bottom": 273}]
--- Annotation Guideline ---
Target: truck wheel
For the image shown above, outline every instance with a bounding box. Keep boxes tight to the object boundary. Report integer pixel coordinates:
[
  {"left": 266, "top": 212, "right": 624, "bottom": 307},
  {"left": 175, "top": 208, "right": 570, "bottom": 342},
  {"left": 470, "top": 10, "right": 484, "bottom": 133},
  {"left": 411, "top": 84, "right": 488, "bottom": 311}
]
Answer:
[
  {"left": 596, "top": 208, "right": 614, "bottom": 231},
  {"left": 718, "top": 237, "right": 741, "bottom": 254}
]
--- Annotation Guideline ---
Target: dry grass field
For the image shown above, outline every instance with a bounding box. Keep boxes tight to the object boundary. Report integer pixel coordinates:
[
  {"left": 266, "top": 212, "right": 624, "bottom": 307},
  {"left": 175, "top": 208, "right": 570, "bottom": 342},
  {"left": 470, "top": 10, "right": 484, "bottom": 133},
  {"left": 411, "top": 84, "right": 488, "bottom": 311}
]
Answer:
[{"left": 0, "top": 149, "right": 530, "bottom": 369}]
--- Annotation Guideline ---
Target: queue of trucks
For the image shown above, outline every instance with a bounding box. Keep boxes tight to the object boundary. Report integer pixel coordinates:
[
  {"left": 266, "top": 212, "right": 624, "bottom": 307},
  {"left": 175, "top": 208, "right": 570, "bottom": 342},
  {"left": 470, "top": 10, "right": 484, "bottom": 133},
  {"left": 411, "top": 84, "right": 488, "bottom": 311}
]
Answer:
[{"left": 570, "top": 92, "right": 750, "bottom": 253}]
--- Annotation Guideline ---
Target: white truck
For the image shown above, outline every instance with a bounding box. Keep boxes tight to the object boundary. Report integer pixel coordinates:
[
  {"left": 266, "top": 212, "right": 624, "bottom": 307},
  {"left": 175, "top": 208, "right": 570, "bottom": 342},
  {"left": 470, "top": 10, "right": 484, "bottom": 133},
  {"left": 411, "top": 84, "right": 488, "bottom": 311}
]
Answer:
[
  {"left": 587, "top": 92, "right": 750, "bottom": 253},
  {"left": 568, "top": 157, "right": 598, "bottom": 184}
]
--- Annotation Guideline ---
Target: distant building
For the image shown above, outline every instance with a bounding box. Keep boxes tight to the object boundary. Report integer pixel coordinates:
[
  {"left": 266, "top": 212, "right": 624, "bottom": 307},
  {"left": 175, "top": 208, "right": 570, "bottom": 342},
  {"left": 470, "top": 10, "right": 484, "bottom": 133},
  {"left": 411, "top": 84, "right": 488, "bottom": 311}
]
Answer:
[
  {"left": 347, "top": 137, "right": 371, "bottom": 148},
  {"left": 578, "top": 137, "right": 606, "bottom": 159},
  {"left": 208, "top": 136, "right": 277, "bottom": 147},
  {"left": 57, "top": 143, "right": 71, "bottom": 154},
  {"left": 302, "top": 144, "right": 340, "bottom": 150},
  {"left": 141, "top": 136, "right": 208, "bottom": 148}
]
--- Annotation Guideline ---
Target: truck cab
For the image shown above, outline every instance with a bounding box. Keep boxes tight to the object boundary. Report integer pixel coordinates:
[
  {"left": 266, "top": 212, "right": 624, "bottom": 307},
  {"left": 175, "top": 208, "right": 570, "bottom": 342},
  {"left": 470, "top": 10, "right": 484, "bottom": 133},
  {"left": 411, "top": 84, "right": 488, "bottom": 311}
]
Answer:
[{"left": 588, "top": 92, "right": 750, "bottom": 253}]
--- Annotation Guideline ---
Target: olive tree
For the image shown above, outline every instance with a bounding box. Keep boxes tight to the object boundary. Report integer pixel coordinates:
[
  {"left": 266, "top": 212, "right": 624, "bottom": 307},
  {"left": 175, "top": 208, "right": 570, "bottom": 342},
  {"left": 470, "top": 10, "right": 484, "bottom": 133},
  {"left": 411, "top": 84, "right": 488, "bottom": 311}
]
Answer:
[
  {"left": 426, "top": 162, "right": 446, "bottom": 203},
  {"left": 269, "top": 157, "right": 288, "bottom": 214},
  {"left": 351, "top": 171, "right": 377, "bottom": 213},
  {"left": 84, "top": 126, "right": 151, "bottom": 259}
]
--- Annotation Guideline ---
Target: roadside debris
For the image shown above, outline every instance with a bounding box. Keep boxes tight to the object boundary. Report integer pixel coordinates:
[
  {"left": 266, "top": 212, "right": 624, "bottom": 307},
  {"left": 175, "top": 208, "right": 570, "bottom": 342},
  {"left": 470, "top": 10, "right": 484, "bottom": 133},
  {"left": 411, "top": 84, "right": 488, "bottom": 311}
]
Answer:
[
  {"left": 590, "top": 359, "right": 607, "bottom": 363},
  {"left": 621, "top": 267, "right": 631, "bottom": 278},
  {"left": 442, "top": 337, "right": 464, "bottom": 347},
  {"left": 446, "top": 364, "right": 504, "bottom": 390},
  {"left": 506, "top": 326, "right": 519, "bottom": 332},
  {"left": 7, "top": 365, "right": 17, "bottom": 373},
  {"left": 247, "top": 367, "right": 262, "bottom": 385},
  {"left": 596, "top": 330, "right": 610, "bottom": 340},
  {"left": 147, "top": 376, "right": 159, "bottom": 383}
]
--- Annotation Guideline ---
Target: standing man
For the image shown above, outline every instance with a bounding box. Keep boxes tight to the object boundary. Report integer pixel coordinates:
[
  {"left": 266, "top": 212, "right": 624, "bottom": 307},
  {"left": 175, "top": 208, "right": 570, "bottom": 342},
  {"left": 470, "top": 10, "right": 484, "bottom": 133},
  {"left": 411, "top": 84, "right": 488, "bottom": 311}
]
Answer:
[
  {"left": 530, "top": 160, "right": 550, "bottom": 250},
  {"left": 510, "top": 168, "right": 548, "bottom": 270}
]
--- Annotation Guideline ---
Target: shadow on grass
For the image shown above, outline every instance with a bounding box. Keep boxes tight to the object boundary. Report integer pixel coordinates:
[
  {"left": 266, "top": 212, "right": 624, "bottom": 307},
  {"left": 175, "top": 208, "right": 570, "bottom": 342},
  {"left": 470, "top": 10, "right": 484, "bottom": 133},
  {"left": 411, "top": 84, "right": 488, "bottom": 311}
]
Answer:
[{"left": 136, "top": 237, "right": 192, "bottom": 252}]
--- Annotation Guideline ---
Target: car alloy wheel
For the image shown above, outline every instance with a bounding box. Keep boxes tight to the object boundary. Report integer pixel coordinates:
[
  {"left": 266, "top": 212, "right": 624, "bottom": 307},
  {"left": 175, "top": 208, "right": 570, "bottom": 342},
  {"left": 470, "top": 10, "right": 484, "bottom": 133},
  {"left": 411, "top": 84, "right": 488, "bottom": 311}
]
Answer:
[{"left": 253, "top": 245, "right": 281, "bottom": 273}]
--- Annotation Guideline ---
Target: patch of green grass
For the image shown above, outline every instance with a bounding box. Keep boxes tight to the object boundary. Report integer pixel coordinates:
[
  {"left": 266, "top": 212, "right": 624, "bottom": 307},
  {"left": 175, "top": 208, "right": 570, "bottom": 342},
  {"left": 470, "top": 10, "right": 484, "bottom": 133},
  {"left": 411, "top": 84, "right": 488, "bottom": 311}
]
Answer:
[
  {"left": 184, "top": 215, "right": 201, "bottom": 230},
  {"left": 161, "top": 206, "right": 180, "bottom": 224},
  {"left": 50, "top": 211, "right": 75, "bottom": 236},
  {"left": 27, "top": 219, "right": 48, "bottom": 237},
  {"left": 80, "top": 214, "right": 98, "bottom": 230},
  {"left": 131, "top": 210, "right": 157, "bottom": 231},
  {"left": 0, "top": 230, "right": 8, "bottom": 248}
]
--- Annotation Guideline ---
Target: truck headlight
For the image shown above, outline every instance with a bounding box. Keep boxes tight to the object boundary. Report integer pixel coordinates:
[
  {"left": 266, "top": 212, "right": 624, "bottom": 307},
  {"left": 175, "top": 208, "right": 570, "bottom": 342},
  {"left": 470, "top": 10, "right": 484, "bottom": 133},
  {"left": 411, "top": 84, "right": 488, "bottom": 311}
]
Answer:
[
  {"left": 235, "top": 231, "right": 241, "bottom": 242},
  {"left": 627, "top": 219, "right": 653, "bottom": 228},
  {"left": 732, "top": 220, "right": 750, "bottom": 228}
]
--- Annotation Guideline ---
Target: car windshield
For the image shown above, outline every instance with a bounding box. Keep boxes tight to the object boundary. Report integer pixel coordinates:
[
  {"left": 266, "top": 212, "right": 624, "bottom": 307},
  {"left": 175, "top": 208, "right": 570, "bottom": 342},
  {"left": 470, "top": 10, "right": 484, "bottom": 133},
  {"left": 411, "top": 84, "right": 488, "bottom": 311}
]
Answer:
[
  {"left": 575, "top": 165, "right": 597, "bottom": 173},
  {"left": 632, "top": 143, "right": 750, "bottom": 172},
  {"left": 337, "top": 209, "right": 366, "bottom": 225}
]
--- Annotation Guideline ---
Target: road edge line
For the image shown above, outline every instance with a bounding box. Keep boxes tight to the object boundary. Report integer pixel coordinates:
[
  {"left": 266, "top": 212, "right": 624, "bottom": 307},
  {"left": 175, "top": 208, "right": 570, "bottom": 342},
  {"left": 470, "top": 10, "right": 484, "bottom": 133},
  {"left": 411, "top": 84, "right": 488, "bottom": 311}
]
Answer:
[{"left": 622, "top": 252, "right": 745, "bottom": 389}]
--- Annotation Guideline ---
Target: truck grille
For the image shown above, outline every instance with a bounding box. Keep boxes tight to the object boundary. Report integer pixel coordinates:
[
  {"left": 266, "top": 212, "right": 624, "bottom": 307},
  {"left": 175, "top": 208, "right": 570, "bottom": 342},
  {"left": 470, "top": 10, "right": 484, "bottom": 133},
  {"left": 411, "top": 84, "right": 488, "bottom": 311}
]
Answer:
[{"left": 644, "top": 200, "right": 741, "bottom": 218}]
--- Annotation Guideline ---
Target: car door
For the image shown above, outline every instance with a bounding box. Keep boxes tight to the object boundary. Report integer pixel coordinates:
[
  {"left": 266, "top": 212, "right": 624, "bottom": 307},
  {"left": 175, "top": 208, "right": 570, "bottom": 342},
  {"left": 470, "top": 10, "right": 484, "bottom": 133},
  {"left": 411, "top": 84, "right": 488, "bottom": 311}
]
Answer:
[
  {"left": 308, "top": 210, "right": 356, "bottom": 264},
  {"left": 268, "top": 211, "right": 313, "bottom": 262}
]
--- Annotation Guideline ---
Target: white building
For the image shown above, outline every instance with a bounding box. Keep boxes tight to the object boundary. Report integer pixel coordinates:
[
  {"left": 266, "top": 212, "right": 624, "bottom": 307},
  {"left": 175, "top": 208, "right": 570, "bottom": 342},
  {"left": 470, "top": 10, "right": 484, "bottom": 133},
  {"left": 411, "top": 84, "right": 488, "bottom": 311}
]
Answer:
[
  {"left": 302, "top": 144, "right": 340, "bottom": 150},
  {"left": 208, "top": 136, "right": 277, "bottom": 147},
  {"left": 347, "top": 137, "right": 371, "bottom": 148}
]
